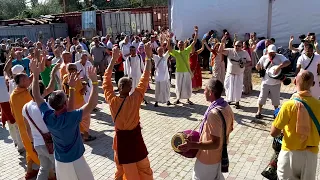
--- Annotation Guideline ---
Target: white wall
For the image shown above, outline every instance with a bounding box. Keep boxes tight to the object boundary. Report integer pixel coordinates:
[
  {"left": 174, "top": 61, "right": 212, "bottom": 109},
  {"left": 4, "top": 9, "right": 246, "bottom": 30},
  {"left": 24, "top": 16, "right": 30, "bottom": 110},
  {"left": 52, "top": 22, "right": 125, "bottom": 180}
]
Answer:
[{"left": 171, "top": 0, "right": 269, "bottom": 41}]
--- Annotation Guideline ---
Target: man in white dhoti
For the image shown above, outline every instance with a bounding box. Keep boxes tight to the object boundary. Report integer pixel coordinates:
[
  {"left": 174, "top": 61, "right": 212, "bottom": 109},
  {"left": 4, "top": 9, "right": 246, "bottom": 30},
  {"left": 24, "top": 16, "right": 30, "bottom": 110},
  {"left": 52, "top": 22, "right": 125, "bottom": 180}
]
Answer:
[
  {"left": 255, "top": 45, "right": 291, "bottom": 119},
  {"left": 169, "top": 26, "right": 199, "bottom": 105},
  {"left": 153, "top": 46, "right": 171, "bottom": 107},
  {"left": 219, "top": 38, "right": 251, "bottom": 109},
  {"left": 124, "top": 46, "right": 144, "bottom": 95},
  {"left": 75, "top": 53, "right": 93, "bottom": 103},
  {"left": 296, "top": 43, "right": 320, "bottom": 99}
]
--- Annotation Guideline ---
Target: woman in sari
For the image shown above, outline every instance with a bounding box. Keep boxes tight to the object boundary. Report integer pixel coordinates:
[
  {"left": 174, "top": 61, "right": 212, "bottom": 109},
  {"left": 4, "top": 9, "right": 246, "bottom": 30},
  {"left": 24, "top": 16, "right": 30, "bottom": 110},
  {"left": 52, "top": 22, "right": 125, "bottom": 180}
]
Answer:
[
  {"left": 189, "top": 40, "right": 205, "bottom": 91},
  {"left": 204, "top": 41, "right": 225, "bottom": 84},
  {"left": 242, "top": 40, "right": 253, "bottom": 95}
]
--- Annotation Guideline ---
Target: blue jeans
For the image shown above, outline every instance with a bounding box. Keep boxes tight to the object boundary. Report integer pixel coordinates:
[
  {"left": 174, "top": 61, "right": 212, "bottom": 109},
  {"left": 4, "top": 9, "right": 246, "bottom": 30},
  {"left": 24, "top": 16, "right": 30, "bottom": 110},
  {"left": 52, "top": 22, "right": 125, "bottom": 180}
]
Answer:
[{"left": 35, "top": 145, "right": 55, "bottom": 180}]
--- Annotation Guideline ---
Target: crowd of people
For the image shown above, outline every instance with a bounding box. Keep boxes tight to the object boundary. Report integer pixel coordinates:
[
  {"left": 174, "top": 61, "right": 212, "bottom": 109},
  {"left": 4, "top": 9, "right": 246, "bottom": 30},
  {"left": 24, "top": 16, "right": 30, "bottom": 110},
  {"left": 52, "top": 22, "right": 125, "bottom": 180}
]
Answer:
[{"left": 0, "top": 25, "right": 320, "bottom": 180}]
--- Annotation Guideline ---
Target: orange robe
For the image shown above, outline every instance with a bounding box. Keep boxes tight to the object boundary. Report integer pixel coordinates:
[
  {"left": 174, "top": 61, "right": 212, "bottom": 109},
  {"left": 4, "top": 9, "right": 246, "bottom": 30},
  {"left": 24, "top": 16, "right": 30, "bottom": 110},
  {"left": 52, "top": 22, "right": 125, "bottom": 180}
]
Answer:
[
  {"left": 62, "top": 75, "right": 91, "bottom": 132},
  {"left": 60, "top": 63, "right": 68, "bottom": 81},
  {"left": 9, "top": 87, "right": 39, "bottom": 165},
  {"left": 103, "top": 68, "right": 153, "bottom": 180}
]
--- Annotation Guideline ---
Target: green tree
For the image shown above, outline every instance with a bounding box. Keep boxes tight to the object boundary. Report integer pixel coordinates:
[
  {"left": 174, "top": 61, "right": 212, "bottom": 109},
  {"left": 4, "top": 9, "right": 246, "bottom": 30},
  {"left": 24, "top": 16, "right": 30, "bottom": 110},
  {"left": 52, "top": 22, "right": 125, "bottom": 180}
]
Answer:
[{"left": 0, "top": 0, "right": 27, "bottom": 20}]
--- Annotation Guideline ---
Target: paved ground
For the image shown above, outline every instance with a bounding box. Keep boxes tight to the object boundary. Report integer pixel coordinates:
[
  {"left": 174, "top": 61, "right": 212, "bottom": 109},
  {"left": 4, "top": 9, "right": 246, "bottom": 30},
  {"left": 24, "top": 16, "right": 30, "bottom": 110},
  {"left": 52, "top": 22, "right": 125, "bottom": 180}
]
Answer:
[{"left": 1, "top": 72, "right": 320, "bottom": 180}]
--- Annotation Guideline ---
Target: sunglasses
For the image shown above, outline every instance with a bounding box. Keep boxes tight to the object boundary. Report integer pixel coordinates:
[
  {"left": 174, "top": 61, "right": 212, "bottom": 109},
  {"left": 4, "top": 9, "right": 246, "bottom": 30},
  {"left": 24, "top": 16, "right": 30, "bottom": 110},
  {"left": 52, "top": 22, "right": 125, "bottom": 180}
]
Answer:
[
  {"left": 68, "top": 68, "right": 77, "bottom": 71},
  {"left": 235, "top": 45, "right": 242, "bottom": 47}
]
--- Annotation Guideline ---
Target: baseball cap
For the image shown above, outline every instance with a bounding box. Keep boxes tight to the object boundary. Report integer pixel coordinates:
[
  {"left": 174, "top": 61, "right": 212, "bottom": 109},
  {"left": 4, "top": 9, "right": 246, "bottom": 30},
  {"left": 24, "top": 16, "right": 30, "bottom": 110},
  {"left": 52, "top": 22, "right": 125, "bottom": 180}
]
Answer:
[
  {"left": 11, "top": 65, "right": 24, "bottom": 75},
  {"left": 267, "top": 44, "right": 277, "bottom": 53}
]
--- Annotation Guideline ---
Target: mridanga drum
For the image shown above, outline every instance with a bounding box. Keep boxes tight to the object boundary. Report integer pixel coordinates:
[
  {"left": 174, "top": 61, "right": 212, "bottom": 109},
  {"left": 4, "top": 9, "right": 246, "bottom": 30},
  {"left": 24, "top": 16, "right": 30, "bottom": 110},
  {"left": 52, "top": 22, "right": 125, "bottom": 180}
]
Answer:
[
  {"left": 267, "top": 65, "right": 291, "bottom": 85},
  {"left": 171, "top": 129, "right": 200, "bottom": 158}
]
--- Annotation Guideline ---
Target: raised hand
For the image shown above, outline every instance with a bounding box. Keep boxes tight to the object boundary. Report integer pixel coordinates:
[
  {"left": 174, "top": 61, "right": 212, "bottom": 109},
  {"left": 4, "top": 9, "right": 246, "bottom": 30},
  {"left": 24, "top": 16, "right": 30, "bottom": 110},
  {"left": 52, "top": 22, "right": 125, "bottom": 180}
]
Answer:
[
  {"left": 87, "top": 66, "right": 98, "bottom": 82},
  {"left": 194, "top": 26, "right": 198, "bottom": 33},
  {"left": 221, "top": 35, "right": 227, "bottom": 43},
  {"left": 145, "top": 42, "right": 153, "bottom": 58},
  {"left": 30, "top": 59, "right": 40, "bottom": 75},
  {"left": 112, "top": 47, "right": 121, "bottom": 62},
  {"left": 68, "top": 72, "right": 79, "bottom": 88},
  {"left": 290, "top": 36, "right": 294, "bottom": 42}
]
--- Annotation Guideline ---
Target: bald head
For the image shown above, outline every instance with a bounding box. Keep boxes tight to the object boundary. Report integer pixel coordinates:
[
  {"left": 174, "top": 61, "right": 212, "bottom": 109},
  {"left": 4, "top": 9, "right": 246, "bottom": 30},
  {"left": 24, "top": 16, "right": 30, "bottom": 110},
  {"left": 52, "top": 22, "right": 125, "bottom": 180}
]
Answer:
[
  {"left": 295, "top": 70, "right": 314, "bottom": 91},
  {"left": 118, "top": 77, "right": 132, "bottom": 97}
]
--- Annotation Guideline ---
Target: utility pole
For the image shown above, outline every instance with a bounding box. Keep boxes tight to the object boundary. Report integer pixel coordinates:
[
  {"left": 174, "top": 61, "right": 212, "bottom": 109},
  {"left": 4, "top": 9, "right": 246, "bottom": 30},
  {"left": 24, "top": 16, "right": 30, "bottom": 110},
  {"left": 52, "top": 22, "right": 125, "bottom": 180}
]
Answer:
[{"left": 63, "top": 0, "right": 66, "bottom": 21}]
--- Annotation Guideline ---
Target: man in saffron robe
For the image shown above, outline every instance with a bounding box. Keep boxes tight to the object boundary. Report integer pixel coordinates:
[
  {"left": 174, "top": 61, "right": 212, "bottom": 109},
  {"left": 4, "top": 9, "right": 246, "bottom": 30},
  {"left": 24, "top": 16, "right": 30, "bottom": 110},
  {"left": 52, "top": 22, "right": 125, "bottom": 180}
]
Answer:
[
  {"left": 103, "top": 44, "right": 153, "bottom": 180},
  {"left": 10, "top": 73, "right": 40, "bottom": 179}
]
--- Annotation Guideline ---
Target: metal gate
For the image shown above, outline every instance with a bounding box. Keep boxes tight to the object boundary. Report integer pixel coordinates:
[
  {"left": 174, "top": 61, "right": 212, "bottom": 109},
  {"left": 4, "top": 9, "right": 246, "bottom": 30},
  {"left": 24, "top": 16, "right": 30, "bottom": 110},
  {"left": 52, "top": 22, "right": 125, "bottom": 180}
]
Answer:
[{"left": 102, "top": 11, "right": 152, "bottom": 37}]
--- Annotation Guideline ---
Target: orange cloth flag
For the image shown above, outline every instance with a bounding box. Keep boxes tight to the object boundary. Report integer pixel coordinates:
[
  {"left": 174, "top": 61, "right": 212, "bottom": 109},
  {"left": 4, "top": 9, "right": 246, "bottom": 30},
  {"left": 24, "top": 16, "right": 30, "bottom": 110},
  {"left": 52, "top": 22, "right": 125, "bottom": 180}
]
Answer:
[
  {"left": 103, "top": 69, "right": 153, "bottom": 180},
  {"left": 10, "top": 87, "right": 39, "bottom": 165},
  {"left": 62, "top": 75, "right": 90, "bottom": 132}
]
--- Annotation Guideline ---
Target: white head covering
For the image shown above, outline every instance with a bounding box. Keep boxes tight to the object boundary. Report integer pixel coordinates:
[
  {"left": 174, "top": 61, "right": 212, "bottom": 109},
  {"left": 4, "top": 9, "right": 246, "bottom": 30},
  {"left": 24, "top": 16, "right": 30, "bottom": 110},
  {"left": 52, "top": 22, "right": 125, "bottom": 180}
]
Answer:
[{"left": 11, "top": 65, "right": 24, "bottom": 75}]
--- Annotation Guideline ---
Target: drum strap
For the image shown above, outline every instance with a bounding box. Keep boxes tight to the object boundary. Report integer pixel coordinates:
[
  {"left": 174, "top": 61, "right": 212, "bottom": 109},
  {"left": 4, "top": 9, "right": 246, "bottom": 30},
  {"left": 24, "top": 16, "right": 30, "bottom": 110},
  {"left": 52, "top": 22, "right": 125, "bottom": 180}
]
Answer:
[
  {"left": 217, "top": 110, "right": 227, "bottom": 146},
  {"left": 114, "top": 97, "right": 127, "bottom": 122},
  {"left": 304, "top": 54, "right": 315, "bottom": 70}
]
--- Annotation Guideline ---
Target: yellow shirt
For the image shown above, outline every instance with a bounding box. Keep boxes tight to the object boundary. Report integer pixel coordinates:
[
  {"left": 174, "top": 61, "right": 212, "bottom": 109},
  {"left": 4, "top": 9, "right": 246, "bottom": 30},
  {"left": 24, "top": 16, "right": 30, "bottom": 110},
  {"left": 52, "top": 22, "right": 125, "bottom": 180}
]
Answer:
[{"left": 273, "top": 96, "right": 320, "bottom": 154}]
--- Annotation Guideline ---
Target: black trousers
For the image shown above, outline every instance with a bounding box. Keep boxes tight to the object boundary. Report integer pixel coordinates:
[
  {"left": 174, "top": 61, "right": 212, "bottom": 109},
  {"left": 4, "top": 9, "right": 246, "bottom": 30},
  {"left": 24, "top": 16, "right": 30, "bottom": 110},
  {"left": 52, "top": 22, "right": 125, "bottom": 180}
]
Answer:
[
  {"left": 201, "top": 53, "right": 210, "bottom": 70},
  {"left": 115, "top": 71, "right": 124, "bottom": 86}
]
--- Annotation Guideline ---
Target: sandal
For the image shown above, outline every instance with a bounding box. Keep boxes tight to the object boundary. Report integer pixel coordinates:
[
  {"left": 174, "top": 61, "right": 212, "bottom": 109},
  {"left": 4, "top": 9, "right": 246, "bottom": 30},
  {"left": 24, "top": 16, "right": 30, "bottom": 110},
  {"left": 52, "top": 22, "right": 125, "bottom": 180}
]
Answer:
[
  {"left": 84, "top": 135, "right": 97, "bottom": 142},
  {"left": 174, "top": 100, "right": 181, "bottom": 105},
  {"left": 25, "top": 169, "right": 39, "bottom": 180},
  {"left": 234, "top": 104, "right": 240, "bottom": 109},
  {"left": 255, "top": 113, "right": 263, "bottom": 119},
  {"left": 187, "top": 100, "right": 194, "bottom": 105}
]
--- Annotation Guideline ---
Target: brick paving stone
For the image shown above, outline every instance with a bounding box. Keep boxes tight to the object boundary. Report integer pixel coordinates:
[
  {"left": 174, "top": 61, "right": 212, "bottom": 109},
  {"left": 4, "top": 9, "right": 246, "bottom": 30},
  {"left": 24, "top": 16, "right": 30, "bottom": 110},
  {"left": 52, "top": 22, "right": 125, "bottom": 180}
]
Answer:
[{"left": 2, "top": 73, "right": 320, "bottom": 179}]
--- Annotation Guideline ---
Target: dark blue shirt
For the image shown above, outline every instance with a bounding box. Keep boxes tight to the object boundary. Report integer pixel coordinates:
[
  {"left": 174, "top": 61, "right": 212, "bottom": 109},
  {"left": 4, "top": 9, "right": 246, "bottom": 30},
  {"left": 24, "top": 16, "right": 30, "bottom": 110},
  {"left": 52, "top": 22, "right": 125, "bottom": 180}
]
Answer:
[
  {"left": 39, "top": 102, "right": 85, "bottom": 163},
  {"left": 12, "top": 58, "right": 31, "bottom": 76}
]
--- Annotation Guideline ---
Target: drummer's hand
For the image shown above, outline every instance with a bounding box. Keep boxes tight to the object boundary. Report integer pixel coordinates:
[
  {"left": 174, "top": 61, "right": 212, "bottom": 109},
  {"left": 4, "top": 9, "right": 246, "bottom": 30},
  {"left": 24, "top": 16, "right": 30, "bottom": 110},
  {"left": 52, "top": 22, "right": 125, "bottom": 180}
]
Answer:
[
  {"left": 178, "top": 140, "right": 193, "bottom": 152},
  {"left": 274, "top": 66, "right": 281, "bottom": 75}
]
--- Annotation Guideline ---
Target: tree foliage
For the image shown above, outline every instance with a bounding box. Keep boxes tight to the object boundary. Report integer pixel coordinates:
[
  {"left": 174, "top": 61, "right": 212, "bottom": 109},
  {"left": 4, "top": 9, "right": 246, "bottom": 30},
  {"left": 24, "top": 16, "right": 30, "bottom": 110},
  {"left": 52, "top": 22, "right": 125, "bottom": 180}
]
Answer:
[{"left": 0, "top": 0, "right": 167, "bottom": 20}]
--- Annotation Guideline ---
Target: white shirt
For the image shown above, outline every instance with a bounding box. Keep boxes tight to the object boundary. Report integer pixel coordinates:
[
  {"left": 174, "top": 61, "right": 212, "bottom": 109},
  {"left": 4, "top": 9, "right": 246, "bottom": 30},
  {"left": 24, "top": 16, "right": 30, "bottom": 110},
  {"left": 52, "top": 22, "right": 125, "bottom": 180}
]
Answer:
[
  {"left": 8, "top": 79, "right": 16, "bottom": 96},
  {"left": 132, "top": 41, "right": 140, "bottom": 49},
  {"left": 226, "top": 48, "right": 251, "bottom": 75},
  {"left": 22, "top": 101, "right": 50, "bottom": 147},
  {"left": 121, "top": 43, "right": 131, "bottom": 60},
  {"left": 70, "top": 44, "right": 83, "bottom": 53},
  {"left": 124, "top": 55, "right": 144, "bottom": 78},
  {"left": 52, "top": 57, "right": 62, "bottom": 64},
  {"left": 75, "top": 50, "right": 89, "bottom": 62},
  {"left": 0, "top": 77, "right": 9, "bottom": 103},
  {"left": 153, "top": 52, "right": 170, "bottom": 82},
  {"left": 151, "top": 41, "right": 159, "bottom": 50},
  {"left": 297, "top": 54, "right": 320, "bottom": 81},
  {"left": 107, "top": 40, "right": 113, "bottom": 49},
  {"left": 75, "top": 60, "right": 93, "bottom": 79},
  {"left": 257, "top": 54, "right": 288, "bottom": 85}
]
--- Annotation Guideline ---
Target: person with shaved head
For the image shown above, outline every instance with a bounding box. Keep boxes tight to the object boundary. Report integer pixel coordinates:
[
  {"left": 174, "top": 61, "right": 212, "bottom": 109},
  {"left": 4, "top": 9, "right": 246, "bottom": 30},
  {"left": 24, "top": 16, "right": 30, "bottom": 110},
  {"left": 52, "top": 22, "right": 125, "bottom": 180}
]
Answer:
[
  {"left": 103, "top": 44, "right": 153, "bottom": 179},
  {"left": 219, "top": 36, "right": 251, "bottom": 109},
  {"left": 271, "top": 70, "right": 320, "bottom": 180}
]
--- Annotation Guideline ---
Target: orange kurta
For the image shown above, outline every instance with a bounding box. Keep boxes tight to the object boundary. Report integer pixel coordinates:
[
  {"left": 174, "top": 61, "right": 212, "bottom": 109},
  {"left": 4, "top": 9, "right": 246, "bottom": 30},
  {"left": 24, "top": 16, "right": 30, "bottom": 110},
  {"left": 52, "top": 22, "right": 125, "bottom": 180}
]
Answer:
[
  {"left": 103, "top": 68, "right": 153, "bottom": 180},
  {"left": 9, "top": 87, "right": 40, "bottom": 165},
  {"left": 62, "top": 75, "right": 90, "bottom": 132}
]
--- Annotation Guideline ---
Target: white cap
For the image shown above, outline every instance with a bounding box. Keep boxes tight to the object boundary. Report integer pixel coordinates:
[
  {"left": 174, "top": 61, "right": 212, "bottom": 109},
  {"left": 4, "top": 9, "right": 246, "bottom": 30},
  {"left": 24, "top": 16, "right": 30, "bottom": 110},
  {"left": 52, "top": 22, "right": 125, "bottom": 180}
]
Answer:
[
  {"left": 267, "top": 44, "right": 277, "bottom": 53},
  {"left": 11, "top": 65, "right": 24, "bottom": 75}
]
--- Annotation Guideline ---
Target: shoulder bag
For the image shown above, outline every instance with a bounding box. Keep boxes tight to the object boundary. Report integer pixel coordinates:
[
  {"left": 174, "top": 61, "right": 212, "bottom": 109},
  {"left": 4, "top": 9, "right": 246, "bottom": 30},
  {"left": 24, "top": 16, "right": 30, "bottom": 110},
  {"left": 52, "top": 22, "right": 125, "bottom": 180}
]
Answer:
[
  {"left": 293, "top": 98, "right": 320, "bottom": 135},
  {"left": 303, "top": 54, "right": 315, "bottom": 70},
  {"left": 24, "top": 105, "right": 54, "bottom": 154},
  {"left": 217, "top": 109, "right": 229, "bottom": 173}
]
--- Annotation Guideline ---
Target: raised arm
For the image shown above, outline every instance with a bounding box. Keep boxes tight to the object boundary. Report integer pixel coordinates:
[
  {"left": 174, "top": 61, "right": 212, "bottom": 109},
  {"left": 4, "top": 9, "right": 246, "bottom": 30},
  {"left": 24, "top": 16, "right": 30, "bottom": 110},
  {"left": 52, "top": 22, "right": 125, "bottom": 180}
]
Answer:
[
  {"left": 190, "top": 26, "right": 198, "bottom": 48},
  {"left": 135, "top": 43, "right": 152, "bottom": 97},
  {"left": 196, "top": 40, "right": 205, "bottom": 54},
  {"left": 43, "top": 63, "right": 60, "bottom": 97},
  {"left": 102, "top": 47, "right": 121, "bottom": 103},
  {"left": 315, "top": 41, "right": 320, "bottom": 55},
  {"left": 80, "top": 67, "right": 98, "bottom": 116},
  {"left": 30, "top": 59, "right": 45, "bottom": 106},
  {"left": 218, "top": 36, "right": 229, "bottom": 56},
  {"left": 289, "top": 36, "right": 299, "bottom": 52},
  {"left": 204, "top": 41, "right": 212, "bottom": 52}
]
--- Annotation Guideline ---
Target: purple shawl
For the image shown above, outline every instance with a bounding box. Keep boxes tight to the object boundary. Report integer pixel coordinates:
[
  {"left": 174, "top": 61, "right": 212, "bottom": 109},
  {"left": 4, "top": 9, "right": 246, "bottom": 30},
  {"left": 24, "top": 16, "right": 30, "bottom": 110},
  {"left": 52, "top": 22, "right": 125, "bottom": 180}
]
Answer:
[{"left": 199, "top": 98, "right": 228, "bottom": 133}]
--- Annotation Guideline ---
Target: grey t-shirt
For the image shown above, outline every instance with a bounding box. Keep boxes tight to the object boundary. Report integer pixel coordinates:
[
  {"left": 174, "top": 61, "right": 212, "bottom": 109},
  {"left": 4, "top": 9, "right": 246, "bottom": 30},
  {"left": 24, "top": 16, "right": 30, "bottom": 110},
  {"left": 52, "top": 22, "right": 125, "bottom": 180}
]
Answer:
[{"left": 90, "top": 46, "right": 106, "bottom": 62}]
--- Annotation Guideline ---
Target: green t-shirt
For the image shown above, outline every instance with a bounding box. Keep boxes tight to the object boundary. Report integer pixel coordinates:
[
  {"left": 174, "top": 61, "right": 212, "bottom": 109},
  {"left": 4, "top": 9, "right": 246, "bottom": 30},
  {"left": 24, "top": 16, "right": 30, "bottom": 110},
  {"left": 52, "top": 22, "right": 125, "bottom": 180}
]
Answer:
[
  {"left": 40, "top": 64, "right": 57, "bottom": 89},
  {"left": 170, "top": 45, "right": 192, "bottom": 72}
]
